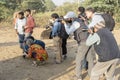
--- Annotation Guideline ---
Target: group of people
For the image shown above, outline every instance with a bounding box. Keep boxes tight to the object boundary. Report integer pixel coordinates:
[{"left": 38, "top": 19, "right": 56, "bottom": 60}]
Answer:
[
  {"left": 14, "top": 9, "right": 35, "bottom": 50},
  {"left": 14, "top": 9, "right": 48, "bottom": 61},
  {"left": 50, "top": 6, "right": 120, "bottom": 80},
  {"left": 14, "top": 7, "right": 120, "bottom": 80}
]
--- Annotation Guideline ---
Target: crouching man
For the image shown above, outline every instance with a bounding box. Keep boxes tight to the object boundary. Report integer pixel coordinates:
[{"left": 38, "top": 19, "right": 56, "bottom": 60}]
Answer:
[{"left": 86, "top": 22, "right": 120, "bottom": 80}]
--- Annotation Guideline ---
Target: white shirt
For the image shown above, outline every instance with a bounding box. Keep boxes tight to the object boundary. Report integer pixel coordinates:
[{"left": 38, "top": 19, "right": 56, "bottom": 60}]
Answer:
[
  {"left": 88, "top": 13, "right": 105, "bottom": 28},
  {"left": 64, "top": 21, "right": 80, "bottom": 35},
  {"left": 15, "top": 18, "right": 26, "bottom": 34}
]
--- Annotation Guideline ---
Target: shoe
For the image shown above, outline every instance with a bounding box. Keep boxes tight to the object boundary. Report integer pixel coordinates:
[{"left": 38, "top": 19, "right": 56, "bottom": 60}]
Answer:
[
  {"left": 73, "top": 76, "right": 83, "bottom": 80},
  {"left": 55, "top": 60, "right": 62, "bottom": 64},
  {"left": 22, "top": 55, "right": 26, "bottom": 59},
  {"left": 63, "top": 55, "right": 67, "bottom": 60},
  {"left": 22, "top": 52, "right": 28, "bottom": 59}
]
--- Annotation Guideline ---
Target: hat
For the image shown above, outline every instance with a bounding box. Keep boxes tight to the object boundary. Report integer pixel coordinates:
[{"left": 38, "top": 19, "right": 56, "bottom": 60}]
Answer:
[{"left": 64, "top": 11, "right": 76, "bottom": 19}]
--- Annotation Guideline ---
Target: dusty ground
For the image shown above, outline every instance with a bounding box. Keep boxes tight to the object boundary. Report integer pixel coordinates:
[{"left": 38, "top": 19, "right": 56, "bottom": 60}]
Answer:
[{"left": 0, "top": 27, "right": 120, "bottom": 80}]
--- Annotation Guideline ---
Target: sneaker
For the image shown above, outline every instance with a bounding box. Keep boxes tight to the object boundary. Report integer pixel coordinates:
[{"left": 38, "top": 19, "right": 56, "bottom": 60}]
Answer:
[{"left": 22, "top": 55, "right": 26, "bottom": 59}]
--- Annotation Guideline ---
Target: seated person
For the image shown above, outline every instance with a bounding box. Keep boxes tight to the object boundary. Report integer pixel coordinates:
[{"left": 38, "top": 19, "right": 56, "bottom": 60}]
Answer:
[{"left": 23, "top": 36, "right": 48, "bottom": 62}]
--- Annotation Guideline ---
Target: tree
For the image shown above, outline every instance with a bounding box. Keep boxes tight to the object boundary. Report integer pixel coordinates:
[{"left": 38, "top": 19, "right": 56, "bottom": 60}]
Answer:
[
  {"left": 45, "top": 0, "right": 56, "bottom": 11},
  {"left": 21, "top": 0, "right": 46, "bottom": 12}
]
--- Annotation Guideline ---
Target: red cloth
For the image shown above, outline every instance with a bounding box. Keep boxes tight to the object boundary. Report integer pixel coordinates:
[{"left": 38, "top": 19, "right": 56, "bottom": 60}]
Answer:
[{"left": 25, "top": 15, "right": 35, "bottom": 33}]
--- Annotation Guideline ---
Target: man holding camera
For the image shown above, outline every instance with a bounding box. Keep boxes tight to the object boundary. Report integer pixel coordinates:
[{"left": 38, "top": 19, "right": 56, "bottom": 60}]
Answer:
[
  {"left": 51, "top": 13, "right": 62, "bottom": 64},
  {"left": 85, "top": 7, "right": 120, "bottom": 80},
  {"left": 63, "top": 11, "right": 94, "bottom": 80}
]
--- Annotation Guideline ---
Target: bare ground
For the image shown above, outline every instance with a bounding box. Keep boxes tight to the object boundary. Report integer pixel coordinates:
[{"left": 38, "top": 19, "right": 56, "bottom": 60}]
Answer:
[{"left": 0, "top": 27, "right": 120, "bottom": 80}]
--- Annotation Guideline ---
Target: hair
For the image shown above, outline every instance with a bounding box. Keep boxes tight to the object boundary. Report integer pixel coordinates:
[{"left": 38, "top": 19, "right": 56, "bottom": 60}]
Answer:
[
  {"left": 18, "top": 11, "right": 24, "bottom": 16},
  {"left": 25, "top": 9, "right": 31, "bottom": 13},
  {"left": 78, "top": 6, "right": 85, "bottom": 13},
  {"left": 27, "top": 36, "right": 34, "bottom": 41},
  {"left": 86, "top": 7, "right": 96, "bottom": 13},
  {"left": 25, "top": 36, "right": 35, "bottom": 46},
  {"left": 51, "top": 13, "right": 59, "bottom": 19}
]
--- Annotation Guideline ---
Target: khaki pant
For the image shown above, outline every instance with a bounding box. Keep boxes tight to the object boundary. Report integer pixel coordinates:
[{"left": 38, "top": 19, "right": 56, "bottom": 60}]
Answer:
[
  {"left": 90, "top": 59, "right": 119, "bottom": 80},
  {"left": 75, "top": 42, "right": 94, "bottom": 78},
  {"left": 53, "top": 37, "right": 62, "bottom": 63}
]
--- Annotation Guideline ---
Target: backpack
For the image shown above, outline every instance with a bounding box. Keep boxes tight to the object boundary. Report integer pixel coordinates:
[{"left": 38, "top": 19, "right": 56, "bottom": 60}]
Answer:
[
  {"left": 27, "top": 44, "right": 48, "bottom": 61},
  {"left": 58, "top": 23, "right": 69, "bottom": 39},
  {"left": 74, "top": 18, "right": 89, "bottom": 44},
  {"left": 101, "top": 13, "right": 115, "bottom": 31}
]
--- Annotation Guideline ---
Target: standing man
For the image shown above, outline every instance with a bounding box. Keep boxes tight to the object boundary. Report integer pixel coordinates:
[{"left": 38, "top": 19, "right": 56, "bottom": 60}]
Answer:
[
  {"left": 51, "top": 13, "right": 62, "bottom": 64},
  {"left": 77, "top": 6, "right": 89, "bottom": 70},
  {"left": 24, "top": 9, "right": 35, "bottom": 39},
  {"left": 63, "top": 11, "right": 94, "bottom": 80},
  {"left": 15, "top": 11, "right": 26, "bottom": 51}
]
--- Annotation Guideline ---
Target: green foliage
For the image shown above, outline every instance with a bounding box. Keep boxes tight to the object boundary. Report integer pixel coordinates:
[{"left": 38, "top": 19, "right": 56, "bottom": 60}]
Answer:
[
  {"left": 56, "top": 2, "right": 78, "bottom": 15},
  {"left": 45, "top": 0, "right": 56, "bottom": 11},
  {"left": 21, "top": 0, "right": 46, "bottom": 12},
  {"left": 83, "top": 0, "right": 120, "bottom": 22}
]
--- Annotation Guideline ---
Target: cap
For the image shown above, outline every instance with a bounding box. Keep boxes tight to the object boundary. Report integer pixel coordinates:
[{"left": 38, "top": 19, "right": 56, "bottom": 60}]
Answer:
[{"left": 64, "top": 11, "right": 76, "bottom": 19}]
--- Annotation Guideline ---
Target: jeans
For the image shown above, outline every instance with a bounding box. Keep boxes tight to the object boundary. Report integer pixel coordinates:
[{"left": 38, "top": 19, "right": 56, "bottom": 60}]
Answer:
[
  {"left": 18, "top": 34, "right": 25, "bottom": 50},
  {"left": 24, "top": 32, "right": 32, "bottom": 41}
]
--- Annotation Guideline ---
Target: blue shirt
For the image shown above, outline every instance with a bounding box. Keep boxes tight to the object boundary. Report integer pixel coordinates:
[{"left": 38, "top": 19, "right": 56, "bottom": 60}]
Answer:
[
  {"left": 52, "top": 19, "right": 61, "bottom": 37},
  {"left": 88, "top": 13, "right": 105, "bottom": 28}
]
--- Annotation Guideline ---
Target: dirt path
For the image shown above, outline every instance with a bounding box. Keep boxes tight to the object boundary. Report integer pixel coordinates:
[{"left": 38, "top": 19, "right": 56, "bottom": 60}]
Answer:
[{"left": 0, "top": 27, "right": 120, "bottom": 80}]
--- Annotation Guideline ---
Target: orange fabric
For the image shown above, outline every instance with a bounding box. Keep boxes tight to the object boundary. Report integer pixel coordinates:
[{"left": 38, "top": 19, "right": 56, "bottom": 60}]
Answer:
[{"left": 28, "top": 44, "right": 48, "bottom": 61}]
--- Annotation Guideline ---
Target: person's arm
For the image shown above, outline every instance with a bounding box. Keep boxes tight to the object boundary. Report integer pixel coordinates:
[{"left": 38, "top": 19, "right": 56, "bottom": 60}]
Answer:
[
  {"left": 52, "top": 22, "right": 59, "bottom": 37},
  {"left": 86, "top": 33, "right": 100, "bottom": 46},
  {"left": 64, "top": 21, "right": 80, "bottom": 35},
  {"left": 14, "top": 20, "right": 18, "bottom": 35}
]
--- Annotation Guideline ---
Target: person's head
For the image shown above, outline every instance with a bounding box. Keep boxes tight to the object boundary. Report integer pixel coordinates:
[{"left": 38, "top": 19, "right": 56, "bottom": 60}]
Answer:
[
  {"left": 85, "top": 7, "right": 95, "bottom": 19},
  {"left": 51, "top": 13, "right": 59, "bottom": 21},
  {"left": 24, "top": 9, "right": 31, "bottom": 17},
  {"left": 25, "top": 36, "right": 35, "bottom": 47},
  {"left": 18, "top": 11, "right": 24, "bottom": 19},
  {"left": 64, "top": 11, "right": 76, "bottom": 23},
  {"left": 78, "top": 6, "right": 85, "bottom": 15}
]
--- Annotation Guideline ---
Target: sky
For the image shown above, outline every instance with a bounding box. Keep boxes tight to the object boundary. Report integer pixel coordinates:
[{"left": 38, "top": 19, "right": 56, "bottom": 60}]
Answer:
[{"left": 52, "top": 0, "right": 75, "bottom": 6}]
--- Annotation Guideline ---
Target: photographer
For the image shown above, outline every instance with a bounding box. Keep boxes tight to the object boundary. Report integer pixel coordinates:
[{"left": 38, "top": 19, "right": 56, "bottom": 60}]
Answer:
[
  {"left": 51, "top": 13, "right": 62, "bottom": 64},
  {"left": 63, "top": 11, "right": 94, "bottom": 80},
  {"left": 78, "top": 7, "right": 88, "bottom": 25},
  {"left": 86, "top": 22, "right": 120, "bottom": 80}
]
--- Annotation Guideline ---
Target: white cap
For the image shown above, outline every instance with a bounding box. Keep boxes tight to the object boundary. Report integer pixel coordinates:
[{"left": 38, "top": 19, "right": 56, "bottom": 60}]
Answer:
[{"left": 64, "top": 11, "right": 76, "bottom": 19}]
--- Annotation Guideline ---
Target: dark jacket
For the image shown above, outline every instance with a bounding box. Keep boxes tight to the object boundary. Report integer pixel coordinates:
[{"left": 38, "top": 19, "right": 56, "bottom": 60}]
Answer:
[
  {"left": 95, "top": 28, "right": 120, "bottom": 62},
  {"left": 74, "top": 18, "right": 89, "bottom": 44}
]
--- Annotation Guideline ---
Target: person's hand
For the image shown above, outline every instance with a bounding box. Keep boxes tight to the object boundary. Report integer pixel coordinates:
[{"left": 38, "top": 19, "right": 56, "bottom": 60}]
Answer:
[
  {"left": 16, "top": 31, "right": 19, "bottom": 35},
  {"left": 61, "top": 20, "right": 66, "bottom": 24},
  {"left": 88, "top": 28, "right": 93, "bottom": 34},
  {"left": 24, "top": 26, "right": 28, "bottom": 29}
]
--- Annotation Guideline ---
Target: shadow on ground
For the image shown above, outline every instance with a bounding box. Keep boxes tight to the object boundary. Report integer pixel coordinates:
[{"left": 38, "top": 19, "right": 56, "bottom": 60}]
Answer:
[
  {"left": 0, "top": 42, "right": 18, "bottom": 47},
  {"left": 0, "top": 40, "right": 120, "bottom": 80}
]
